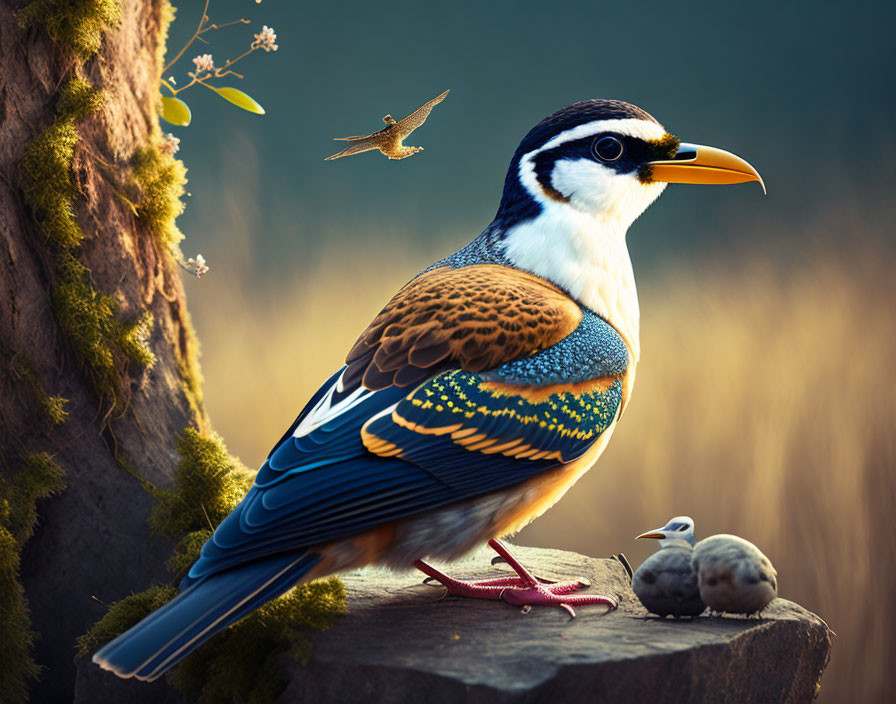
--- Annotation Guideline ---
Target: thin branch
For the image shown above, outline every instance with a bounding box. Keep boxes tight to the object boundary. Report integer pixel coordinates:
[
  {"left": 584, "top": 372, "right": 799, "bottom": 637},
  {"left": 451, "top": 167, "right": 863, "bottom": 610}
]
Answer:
[
  {"left": 162, "top": 0, "right": 211, "bottom": 74},
  {"left": 213, "top": 47, "right": 256, "bottom": 75},
  {"left": 212, "top": 70, "right": 244, "bottom": 81},
  {"left": 200, "top": 18, "right": 250, "bottom": 34}
]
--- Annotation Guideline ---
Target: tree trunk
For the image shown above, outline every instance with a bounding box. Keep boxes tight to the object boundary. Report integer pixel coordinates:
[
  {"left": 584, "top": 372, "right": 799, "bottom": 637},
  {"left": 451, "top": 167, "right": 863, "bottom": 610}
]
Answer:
[{"left": 0, "top": 1, "right": 204, "bottom": 701}]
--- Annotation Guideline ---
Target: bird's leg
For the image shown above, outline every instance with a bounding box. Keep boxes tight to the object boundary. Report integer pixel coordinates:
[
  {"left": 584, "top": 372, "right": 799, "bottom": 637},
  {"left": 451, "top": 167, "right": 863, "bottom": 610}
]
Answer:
[{"left": 414, "top": 539, "right": 617, "bottom": 618}]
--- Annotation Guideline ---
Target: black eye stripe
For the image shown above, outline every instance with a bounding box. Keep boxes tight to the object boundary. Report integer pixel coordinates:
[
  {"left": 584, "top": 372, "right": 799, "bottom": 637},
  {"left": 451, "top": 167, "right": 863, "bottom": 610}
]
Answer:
[{"left": 530, "top": 133, "right": 663, "bottom": 177}]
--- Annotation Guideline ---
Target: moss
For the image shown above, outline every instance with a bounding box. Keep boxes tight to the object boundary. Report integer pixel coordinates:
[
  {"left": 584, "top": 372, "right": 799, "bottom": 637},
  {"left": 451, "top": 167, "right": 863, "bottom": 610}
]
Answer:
[
  {"left": 133, "top": 142, "right": 187, "bottom": 249},
  {"left": 11, "top": 356, "right": 69, "bottom": 426},
  {"left": 151, "top": 429, "right": 253, "bottom": 537},
  {"left": 19, "top": 76, "right": 104, "bottom": 250},
  {"left": 57, "top": 74, "right": 106, "bottom": 121},
  {"left": 18, "top": 0, "right": 121, "bottom": 61},
  {"left": 157, "top": 2, "right": 176, "bottom": 78},
  {"left": 76, "top": 583, "right": 178, "bottom": 656},
  {"left": 168, "top": 578, "right": 346, "bottom": 704},
  {"left": 0, "top": 453, "right": 66, "bottom": 704},
  {"left": 52, "top": 251, "right": 157, "bottom": 403},
  {"left": 20, "top": 120, "right": 82, "bottom": 248},
  {"left": 1, "top": 453, "right": 66, "bottom": 545},
  {"left": 21, "top": 75, "right": 159, "bottom": 407},
  {"left": 177, "top": 308, "right": 207, "bottom": 428},
  {"left": 117, "top": 311, "right": 157, "bottom": 368},
  {"left": 166, "top": 528, "right": 213, "bottom": 574},
  {"left": 0, "top": 524, "right": 39, "bottom": 704}
]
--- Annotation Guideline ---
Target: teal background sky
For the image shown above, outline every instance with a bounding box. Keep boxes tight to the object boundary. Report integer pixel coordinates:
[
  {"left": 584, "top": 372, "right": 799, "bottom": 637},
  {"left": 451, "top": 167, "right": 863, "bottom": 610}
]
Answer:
[{"left": 166, "top": 0, "right": 895, "bottom": 277}]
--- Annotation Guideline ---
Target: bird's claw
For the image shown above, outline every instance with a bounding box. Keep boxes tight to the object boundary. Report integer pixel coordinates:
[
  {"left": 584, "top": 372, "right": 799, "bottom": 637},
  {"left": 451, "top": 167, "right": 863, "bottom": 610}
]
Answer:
[{"left": 415, "top": 539, "right": 617, "bottom": 618}]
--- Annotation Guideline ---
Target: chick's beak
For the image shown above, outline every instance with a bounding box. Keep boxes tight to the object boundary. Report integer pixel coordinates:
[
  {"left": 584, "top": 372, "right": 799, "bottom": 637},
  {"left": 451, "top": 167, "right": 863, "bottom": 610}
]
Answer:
[
  {"left": 644, "top": 142, "right": 766, "bottom": 194},
  {"left": 635, "top": 530, "right": 666, "bottom": 540}
]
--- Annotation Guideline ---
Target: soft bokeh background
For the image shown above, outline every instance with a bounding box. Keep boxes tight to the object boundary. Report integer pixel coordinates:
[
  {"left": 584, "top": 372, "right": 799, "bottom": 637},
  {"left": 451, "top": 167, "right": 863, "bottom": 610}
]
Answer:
[{"left": 168, "top": 1, "right": 895, "bottom": 701}]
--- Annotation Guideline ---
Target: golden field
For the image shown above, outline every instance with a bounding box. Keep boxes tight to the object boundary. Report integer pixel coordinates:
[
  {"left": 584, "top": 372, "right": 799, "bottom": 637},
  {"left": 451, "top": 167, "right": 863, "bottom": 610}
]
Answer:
[{"left": 187, "top": 230, "right": 894, "bottom": 703}]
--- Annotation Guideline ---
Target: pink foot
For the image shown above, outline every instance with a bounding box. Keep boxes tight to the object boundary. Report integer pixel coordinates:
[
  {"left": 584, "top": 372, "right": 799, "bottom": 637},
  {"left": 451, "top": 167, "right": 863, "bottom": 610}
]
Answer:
[{"left": 414, "top": 539, "right": 617, "bottom": 618}]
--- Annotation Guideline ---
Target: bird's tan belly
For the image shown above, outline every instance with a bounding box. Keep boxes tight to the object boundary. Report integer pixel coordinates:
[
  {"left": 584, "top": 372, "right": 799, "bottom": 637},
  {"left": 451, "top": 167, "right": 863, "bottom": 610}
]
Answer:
[
  {"left": 304, "top": 428, "right": 617, "bottom": 580},
  {"left": 373, "top": 418, "right": 619, "bottom": 569}
]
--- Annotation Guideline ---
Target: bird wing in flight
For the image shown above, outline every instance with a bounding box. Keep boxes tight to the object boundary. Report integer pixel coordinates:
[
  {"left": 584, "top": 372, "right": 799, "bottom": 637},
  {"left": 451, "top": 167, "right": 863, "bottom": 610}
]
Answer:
[
  {"left": 324, "top": 139, "right": 382, "bottom": 161},
  {"left": 331, "top": 129, "right": 387, "bottom": 141},
  {"left": 397, "top": 89, "right": 450, "bottom": 138},
  {"left": 184, "top": 265, "right": 625, "bottom": 585}
]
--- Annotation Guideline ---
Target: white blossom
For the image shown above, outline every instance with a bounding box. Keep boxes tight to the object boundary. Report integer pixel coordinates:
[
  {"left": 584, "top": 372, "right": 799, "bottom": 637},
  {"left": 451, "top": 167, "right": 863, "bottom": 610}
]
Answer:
[
  {"left": 180, "top": 254, "right": 209, "bottom": 278},
  {"left": 159, "top": 133, "right": 180, "bottom": 156},
  {"left": 252, "top": 25, "right": 278, "bottom": 52},
  {"left": 188, "top": 254, "right": 209, "bottom": 278},
  {"left": 191, "top": 53, "right": 215, "bottom": 74}
]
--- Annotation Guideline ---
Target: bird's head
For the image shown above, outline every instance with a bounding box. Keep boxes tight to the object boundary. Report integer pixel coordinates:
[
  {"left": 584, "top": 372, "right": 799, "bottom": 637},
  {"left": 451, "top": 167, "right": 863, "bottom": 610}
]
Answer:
[
  {"left": 496, "top": 98, "right": 764, "bottom": 228},
  {"left": 493, "top": 99, "right": 764, "bottom": 363},
  {"left": 636, "top": 515, "right": 697, "bottom": 549}
]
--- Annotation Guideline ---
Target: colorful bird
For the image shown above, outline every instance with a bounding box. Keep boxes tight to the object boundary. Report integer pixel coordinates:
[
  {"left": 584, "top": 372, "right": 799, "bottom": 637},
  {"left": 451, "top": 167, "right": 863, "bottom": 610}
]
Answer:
[
  {"left": 692, "top": 534, "right": 778, "bottom": 615},
  {"left": 325, "top": 89, "right": 449, "bottom": 160},
  {"left": 633, "top": 516, "right": 706, "bottom": 618},
  {"left": 94, "top": 99, "right": 764, "bottom": 681}
]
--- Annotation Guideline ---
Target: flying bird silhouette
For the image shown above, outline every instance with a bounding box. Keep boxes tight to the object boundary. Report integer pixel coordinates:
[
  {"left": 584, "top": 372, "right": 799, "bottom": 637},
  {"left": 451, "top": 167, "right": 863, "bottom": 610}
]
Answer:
[{"left": 325, "top": 89, "right": 450, "bottom": 161}]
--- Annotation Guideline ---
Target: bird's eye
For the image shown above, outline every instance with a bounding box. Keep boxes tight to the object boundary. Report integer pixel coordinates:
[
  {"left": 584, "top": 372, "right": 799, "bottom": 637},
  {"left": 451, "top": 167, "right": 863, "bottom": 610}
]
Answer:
[
  {"left": 677, "top": 525, "right": 688, "bottom": 532},
  {"left": 592, "top": 136, "right": 623, "bottom": 162}
]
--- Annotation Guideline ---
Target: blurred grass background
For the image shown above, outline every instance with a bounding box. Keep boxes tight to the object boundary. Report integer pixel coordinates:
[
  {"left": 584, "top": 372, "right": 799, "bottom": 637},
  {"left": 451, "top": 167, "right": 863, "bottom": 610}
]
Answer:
[{"left": 168, "top": 1, "right": 896, "bottom": 700}]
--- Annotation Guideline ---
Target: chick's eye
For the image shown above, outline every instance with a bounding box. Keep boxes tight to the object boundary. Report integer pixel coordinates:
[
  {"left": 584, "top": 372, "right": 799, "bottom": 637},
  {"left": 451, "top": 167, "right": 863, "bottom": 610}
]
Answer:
[{"left": 592, "top": 136, "right": 623, "bottom": 161}]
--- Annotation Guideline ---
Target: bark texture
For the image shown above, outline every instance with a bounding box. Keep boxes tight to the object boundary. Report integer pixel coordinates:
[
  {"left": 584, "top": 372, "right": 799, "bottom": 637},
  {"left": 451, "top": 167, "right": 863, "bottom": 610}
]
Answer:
[{"left": 0, "top": 1, "right": 203, "bottom": 701}]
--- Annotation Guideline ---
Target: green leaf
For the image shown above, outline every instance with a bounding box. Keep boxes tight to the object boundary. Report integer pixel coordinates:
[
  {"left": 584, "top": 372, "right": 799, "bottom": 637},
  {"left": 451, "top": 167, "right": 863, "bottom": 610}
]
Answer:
[
  {"left": 160, "top": 96, "right": 192, "bottom": 126},
  {"left": 212, "top": 87, "right": 265, "bottom": 115}
]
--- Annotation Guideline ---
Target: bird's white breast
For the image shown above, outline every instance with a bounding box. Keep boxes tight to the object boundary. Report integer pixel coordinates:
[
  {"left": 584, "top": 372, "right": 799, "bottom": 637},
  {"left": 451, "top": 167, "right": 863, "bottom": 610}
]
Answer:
[{"left": 502, "top": 206, "right": 642, "bottom": 363}]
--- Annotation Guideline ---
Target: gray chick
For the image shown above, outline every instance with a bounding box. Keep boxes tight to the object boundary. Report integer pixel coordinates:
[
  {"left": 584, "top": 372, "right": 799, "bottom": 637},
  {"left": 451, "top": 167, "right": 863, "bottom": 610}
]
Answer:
[
  {"left": 691, "top": 534, "right": 777, "bottom": 615},
  {"left": 633, "top": 515, "right": 706, "bottom": 618}
]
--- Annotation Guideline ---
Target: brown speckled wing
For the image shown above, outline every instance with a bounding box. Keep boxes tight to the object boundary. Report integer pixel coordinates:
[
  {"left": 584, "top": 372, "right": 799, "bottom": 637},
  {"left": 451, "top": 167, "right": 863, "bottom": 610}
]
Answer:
[
  {"left": 344, "top": 264, "right": 582, "bottom": 390},
  {"left": 397, "top": 89, "right": 450, "bottom": 138}
]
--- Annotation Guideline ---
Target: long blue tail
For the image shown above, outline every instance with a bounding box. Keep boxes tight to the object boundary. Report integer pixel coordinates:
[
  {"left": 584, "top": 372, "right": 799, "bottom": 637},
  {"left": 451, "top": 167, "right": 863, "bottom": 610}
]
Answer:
[{"left": 92, "top": 551, "right": 320, "bottom": 681}]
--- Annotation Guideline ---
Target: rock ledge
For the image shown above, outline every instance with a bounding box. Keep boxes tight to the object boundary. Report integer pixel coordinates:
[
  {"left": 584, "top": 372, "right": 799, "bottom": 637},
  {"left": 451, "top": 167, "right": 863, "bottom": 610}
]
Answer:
[
  {"left": 75, "top": 544, "right": 831, "bottom": 704},
  {"left": 278, "top": 544, "right": 830, "bottom": 703}
]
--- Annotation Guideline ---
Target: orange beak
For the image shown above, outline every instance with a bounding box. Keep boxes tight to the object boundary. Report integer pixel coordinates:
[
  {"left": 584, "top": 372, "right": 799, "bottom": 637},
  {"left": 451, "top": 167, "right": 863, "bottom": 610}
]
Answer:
[{"left": 643, "top": 142, "right": 766, "bottom": 194}]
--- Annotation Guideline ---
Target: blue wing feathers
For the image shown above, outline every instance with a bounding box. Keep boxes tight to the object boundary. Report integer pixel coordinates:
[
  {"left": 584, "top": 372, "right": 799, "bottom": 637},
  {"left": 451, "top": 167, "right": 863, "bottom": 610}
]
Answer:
[
  {"left": 93, "top": 551, "right": 319, "bottom": 681},
  {"left": 189, "top": 365, "right": 623, "bottom": 584}
]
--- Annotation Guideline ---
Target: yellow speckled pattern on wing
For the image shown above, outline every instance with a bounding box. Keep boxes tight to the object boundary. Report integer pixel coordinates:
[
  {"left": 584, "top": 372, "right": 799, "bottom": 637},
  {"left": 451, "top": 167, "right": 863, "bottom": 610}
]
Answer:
[{"left": 362, "top": 369, "right": 624, "bottom": 470}]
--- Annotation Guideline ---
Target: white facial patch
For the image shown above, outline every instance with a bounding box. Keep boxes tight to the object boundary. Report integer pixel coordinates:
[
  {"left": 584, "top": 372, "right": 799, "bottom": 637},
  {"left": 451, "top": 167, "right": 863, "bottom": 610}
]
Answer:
[{"left": 549, "top": 158, "right": 666, "bottom": 227}]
